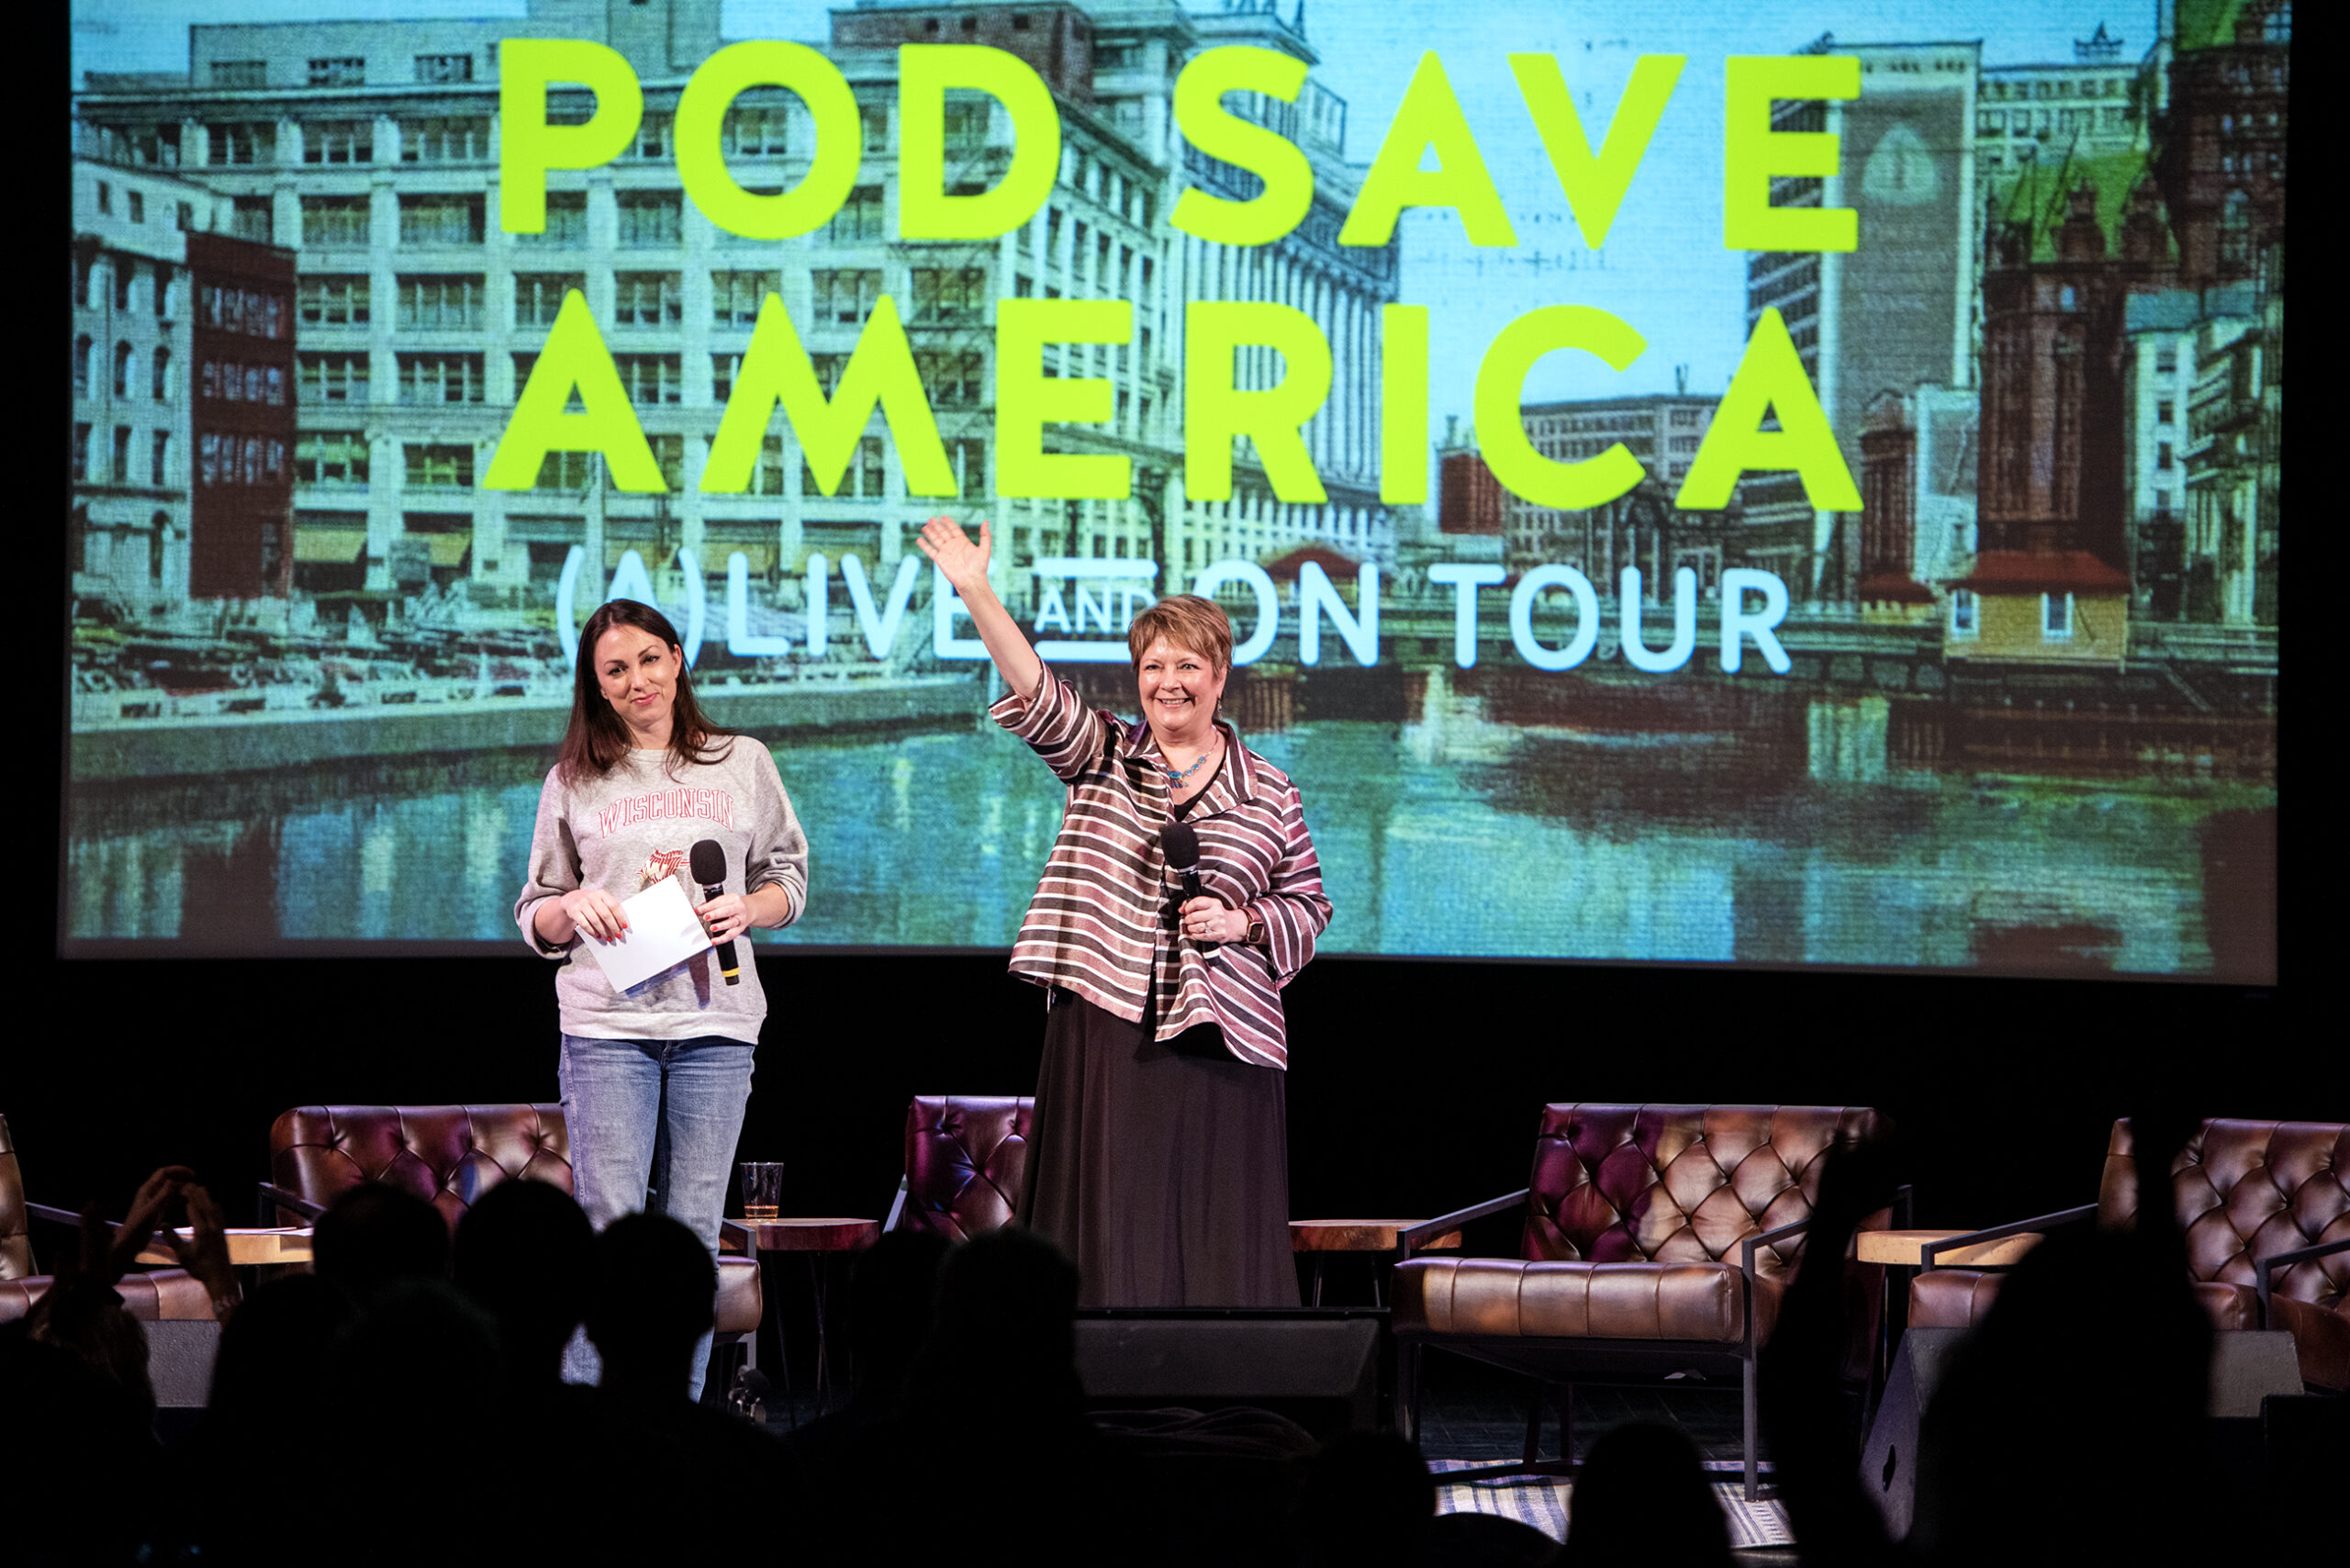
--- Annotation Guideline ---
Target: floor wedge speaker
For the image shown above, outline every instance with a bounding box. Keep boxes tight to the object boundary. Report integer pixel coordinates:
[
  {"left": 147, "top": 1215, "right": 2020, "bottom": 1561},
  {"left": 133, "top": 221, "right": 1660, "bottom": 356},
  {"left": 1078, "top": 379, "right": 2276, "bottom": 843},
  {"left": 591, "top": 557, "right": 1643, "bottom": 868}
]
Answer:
[
  {"left": 1860, "top": 1326, "right": 1966, "bottom": 1540},
  {"left": 1863, "top": 1326, "right": 2307, "bottom": 1540},
  {"left": 1074, "top": 1308, "right": 1385, "bottom": 1438}
]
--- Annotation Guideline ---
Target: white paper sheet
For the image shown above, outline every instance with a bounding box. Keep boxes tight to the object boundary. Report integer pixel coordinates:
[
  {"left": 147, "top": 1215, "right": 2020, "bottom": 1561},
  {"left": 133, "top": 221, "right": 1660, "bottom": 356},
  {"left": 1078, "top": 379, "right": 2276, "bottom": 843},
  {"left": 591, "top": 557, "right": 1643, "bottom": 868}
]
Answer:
[{"left": 587, "top": 874, "right": 713, "bottom": 994}]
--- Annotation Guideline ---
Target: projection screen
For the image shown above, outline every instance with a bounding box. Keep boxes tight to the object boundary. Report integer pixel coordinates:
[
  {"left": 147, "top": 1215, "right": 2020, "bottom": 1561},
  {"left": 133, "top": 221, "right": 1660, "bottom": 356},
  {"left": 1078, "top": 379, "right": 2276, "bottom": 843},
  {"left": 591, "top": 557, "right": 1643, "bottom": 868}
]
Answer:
[{"left": 62, "top": 0, "right": 2281, "bottom": 978}]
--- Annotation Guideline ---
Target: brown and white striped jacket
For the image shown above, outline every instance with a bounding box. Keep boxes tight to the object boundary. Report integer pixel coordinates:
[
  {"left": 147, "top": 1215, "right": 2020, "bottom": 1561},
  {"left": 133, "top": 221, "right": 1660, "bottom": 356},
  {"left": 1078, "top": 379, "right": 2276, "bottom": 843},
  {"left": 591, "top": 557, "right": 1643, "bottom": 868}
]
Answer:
[{"left": 991, "top": 664, "right": 1332, "bottom": 1070}]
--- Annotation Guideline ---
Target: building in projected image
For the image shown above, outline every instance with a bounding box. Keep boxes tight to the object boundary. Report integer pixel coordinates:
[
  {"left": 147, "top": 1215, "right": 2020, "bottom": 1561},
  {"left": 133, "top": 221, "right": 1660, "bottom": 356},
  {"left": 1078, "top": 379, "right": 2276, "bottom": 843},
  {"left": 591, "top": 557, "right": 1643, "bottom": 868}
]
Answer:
[
  {"left": 1503, "top": 394, "right": 1732, "bottom": 599},
  {"left": 70, "top": 0, "right": 1399, "bottom": 647},
  {"left": 1741, "top": 39, "right": 1980, "bottom": 610},
  {"left": 70, "top": 159, "right": 223, "bottom": 610},
  {"left": 1975, "top": 23, "right": 2143, "bottom": 180}
]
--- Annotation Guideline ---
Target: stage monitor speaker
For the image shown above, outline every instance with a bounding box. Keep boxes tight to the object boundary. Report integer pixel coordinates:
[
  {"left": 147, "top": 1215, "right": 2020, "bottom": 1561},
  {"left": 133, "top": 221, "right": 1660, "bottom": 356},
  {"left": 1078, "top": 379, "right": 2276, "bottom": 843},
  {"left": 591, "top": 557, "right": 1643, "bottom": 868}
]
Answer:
[
  {"left": 1862, "top": 1327, "right": 2306, "bottom": 1539},
  {"left": 146, "top": 1318, "right": 220, "bottom": 1408},
  {"left": 2205, "top": 1329, "right": 2299, "bottom": 1417},
  {"left": 1074, "top": 1309, "right": 1384, "bottom": 1438},
  {"left": 1859, "top": 1326, "right": 1965, "bottom": 1541}
]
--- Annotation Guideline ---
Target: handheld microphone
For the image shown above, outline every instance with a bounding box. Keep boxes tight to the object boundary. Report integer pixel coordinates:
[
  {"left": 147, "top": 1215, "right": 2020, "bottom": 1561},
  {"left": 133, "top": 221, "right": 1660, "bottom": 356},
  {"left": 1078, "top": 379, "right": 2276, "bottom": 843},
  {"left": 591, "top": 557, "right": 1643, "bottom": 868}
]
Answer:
[
  {"left": 688, "top": 838, "right": 741, "bottom": 986},
  {"left": 1160, "top": 822, "right": 1205, "bottom": 939}
]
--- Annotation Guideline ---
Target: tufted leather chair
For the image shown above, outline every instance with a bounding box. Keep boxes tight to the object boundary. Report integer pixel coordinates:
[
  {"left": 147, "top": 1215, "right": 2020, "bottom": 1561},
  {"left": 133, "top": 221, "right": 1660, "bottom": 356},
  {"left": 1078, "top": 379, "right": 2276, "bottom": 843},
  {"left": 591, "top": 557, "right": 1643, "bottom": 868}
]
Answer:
[
  {"left": 894, "top": 1096, "right": 1033, "bottom": 1241},
  {"left": 264, "top": 1104, "right": 762, "bottom": 1347},
  {"left": 1391, "top": 1103, "right": 1891, "bottom": 1500},
  {"left": 0, "top": 1113, "right": 213, "bottom": 1324},
  {"left": 1910, "top": 1118, "right": 2350, "bottom": 1389}
]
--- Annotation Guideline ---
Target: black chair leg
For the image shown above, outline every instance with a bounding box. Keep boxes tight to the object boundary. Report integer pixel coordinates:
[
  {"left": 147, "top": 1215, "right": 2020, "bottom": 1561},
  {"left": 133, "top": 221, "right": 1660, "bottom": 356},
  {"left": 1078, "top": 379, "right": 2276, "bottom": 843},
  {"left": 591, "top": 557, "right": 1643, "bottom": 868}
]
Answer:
[
  {"left": 1523, "top": 1379, "right": 1548, "bottom": 1466},
  {"left": 1742, "top": 1351, "right": 1761, "bottom": 1502},
  {"left": 1398, "top": 1341, "right": 1422, "bottom": 1444},
  {"left": 1557, "top": 1382, "right": 1575, "bottom": 1468}
]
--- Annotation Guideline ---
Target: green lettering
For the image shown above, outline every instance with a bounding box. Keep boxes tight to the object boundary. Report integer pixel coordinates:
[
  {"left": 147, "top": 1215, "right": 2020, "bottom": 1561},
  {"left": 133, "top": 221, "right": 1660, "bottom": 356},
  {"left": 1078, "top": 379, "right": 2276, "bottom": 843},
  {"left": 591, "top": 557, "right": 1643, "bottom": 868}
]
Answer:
[
  {"left": 1184, "top": 301, "right": 1331, "bottom": 504},
  {"left": 484, "top": 290, "right": 664, "bottom": 490},
  {"left": 701, "top": 293, "right": 954, "bottom": 497},
  {"left": 497, "top": 39, "right": 642, "bottom": 234},
  {"left": 1674, "top": 307, "right": 1861, "bottom": 510}
]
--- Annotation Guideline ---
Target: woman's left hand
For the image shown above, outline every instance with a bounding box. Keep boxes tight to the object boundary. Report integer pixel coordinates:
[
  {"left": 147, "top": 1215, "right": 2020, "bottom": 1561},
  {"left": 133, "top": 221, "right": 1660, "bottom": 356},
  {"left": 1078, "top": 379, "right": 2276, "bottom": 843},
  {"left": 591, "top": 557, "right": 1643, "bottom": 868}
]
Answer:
[
  {"left": 697, "top": 892, "right": 754, "bottom": 945},
  {"left": 1179, "top": 896, "right": 1249, "bottom": 945}
]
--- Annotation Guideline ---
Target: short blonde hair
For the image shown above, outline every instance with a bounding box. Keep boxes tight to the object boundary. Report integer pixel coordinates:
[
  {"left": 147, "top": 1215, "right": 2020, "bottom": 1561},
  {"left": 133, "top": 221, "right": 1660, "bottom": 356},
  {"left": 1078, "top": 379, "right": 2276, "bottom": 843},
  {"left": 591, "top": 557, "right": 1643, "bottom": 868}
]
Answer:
[{"left": 1127, "top": 594, "right": 1234, "bottom": 674}]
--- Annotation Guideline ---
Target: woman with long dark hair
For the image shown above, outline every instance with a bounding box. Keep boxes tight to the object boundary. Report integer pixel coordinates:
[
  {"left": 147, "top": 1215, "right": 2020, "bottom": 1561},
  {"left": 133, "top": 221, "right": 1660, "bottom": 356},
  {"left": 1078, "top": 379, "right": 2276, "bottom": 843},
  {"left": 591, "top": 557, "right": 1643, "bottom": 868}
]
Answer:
[{"left": 514, "top": 599, "right": 807, "bottom": 1396}]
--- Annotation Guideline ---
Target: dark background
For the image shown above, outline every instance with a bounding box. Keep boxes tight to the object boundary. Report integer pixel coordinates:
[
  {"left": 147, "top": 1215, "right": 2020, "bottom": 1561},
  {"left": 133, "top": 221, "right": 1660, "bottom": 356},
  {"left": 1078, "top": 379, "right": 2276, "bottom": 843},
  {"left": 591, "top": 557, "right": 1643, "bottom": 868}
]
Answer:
[{"left": 6, "top": 946, "right": 2303, "bottom": 1237}]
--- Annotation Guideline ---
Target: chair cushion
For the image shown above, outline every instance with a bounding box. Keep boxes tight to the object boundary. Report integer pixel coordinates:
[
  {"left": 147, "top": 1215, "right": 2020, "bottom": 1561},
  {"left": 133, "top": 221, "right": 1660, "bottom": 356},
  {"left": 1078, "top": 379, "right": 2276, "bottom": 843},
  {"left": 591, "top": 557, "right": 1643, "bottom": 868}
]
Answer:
[
  {"left": 1393, "top": 1256, "right": 1778, "bottom": 1344},
  {"left": 2272, "top": 1293, "right": 2350, "bottom": 1391},
  {"left": 1521, "top": 1104, "right": 1889, "bottom": 1280},
  {"left": 714, "top": 1255, "right": 761, "bottom": 1337},
  {"left": 1910, "top": 1271, "right": 2267, "bottom": 1338},
  {"left": 269, "top": 1104, "right": 571, "bottom": 1229},
  {"left": 0, "top": 1114, "right": 29, "bottom": 1282},
  {"left": 2100, "top": 1118, "right": 2349, "bottom": 1304},
  {"left": 2192, "top": 1279, "right": 2261, "bottom": 1332},
  {"left": 0, "top": 1269, "right": 211, "bottom": 1324},
  {"left": 901, "top": 1096, "right": 1033, "bottom": 1241},
  {"left": 1908, "top": 1268, "right": 2004, "bottom": 1328}
]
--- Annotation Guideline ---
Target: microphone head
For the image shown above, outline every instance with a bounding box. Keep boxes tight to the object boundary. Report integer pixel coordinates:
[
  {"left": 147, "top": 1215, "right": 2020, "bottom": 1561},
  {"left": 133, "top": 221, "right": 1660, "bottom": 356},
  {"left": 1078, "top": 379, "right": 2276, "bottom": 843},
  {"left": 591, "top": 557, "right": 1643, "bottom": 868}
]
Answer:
[
  {"left": 688, "top": 838, "right": 727, "bottom": 886},
  {"left": 1160, "top": 821, "right": 1200, "bottom": 871}
]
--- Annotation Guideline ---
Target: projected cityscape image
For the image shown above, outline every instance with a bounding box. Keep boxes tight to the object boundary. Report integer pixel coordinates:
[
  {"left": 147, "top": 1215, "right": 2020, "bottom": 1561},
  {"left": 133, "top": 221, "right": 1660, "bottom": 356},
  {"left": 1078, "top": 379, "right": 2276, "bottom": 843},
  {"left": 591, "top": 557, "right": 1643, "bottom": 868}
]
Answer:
[{"left": 65, "top": 1, "right": 2281, "bottom": 980}]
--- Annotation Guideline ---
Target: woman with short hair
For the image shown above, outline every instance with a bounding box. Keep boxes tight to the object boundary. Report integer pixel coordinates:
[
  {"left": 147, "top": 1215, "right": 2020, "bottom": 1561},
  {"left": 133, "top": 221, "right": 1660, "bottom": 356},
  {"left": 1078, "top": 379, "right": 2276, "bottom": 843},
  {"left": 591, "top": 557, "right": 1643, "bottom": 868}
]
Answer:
[
  {"left": 918, "top": 519, "right": 1331, "bottom": 1306},
  {"left": 514, "top": 599, "right": 807, "bottom": 1394}
]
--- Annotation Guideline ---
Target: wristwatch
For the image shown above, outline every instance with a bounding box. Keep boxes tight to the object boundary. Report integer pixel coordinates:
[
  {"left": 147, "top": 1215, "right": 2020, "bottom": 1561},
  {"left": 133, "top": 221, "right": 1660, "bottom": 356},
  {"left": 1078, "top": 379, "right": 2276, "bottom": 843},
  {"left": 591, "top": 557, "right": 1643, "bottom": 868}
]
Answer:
[{"left": 1246, "top": 913, "right": 1266, "bottom": 946}]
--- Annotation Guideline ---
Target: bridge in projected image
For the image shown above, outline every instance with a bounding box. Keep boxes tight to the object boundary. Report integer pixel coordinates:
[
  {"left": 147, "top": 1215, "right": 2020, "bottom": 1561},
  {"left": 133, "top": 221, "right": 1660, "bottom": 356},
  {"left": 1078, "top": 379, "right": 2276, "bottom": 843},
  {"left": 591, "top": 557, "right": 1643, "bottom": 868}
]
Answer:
[{"left": 1095, "top": 592, "right": 2281, "bottom": 789}]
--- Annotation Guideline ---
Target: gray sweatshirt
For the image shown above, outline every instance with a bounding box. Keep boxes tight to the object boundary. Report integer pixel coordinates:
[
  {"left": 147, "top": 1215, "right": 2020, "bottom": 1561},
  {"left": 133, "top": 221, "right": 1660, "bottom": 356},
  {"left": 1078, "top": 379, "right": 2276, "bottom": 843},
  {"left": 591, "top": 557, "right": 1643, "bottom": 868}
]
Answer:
[{"left": 515, "top": 740, "right": 808, "bottom": 1044}]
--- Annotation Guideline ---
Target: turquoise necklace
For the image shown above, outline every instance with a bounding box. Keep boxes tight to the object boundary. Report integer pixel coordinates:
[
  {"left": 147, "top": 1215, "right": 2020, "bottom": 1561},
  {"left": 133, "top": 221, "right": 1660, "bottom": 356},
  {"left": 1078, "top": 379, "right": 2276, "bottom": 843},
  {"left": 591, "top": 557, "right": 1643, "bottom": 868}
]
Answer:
[{"left": 1163, "top": 744, "right": 1217, "bottom": 786}]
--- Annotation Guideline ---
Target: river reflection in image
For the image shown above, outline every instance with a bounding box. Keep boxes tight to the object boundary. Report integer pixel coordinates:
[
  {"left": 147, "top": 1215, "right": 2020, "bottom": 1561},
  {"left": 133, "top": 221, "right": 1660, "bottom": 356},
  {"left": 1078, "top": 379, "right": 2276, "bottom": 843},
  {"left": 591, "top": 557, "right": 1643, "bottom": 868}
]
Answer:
[{"left": 64, "top": 716, "right": 2271, "bottom": 977}]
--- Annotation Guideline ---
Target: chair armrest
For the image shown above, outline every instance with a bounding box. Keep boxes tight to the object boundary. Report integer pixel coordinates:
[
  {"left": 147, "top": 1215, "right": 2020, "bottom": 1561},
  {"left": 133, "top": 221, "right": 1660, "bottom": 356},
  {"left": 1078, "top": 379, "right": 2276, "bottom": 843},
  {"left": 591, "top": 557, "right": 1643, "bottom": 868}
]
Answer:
[
  {"left": 1739, "top": 1217, "right": 1814, "bottom": 1283},
  {"left": 2256, "top": 1235, "right": 2350, "bottom": 1328},
  {"left": 256, "top": 1182, "right": 326, "bottom": 1224},
  {"left": 719, "top": 1219, "right": 754, "bottom": 1255},
  {"left": 882, "top": 1175, "right": 909, "bottom": 1234},
  {"left": 1919, "top": 1202, "right": 2098, "bottom": 1271},
  {"left": 1401, "top": 1190, "right": 1531, "bottom": 1260},
  {"left": 1737, "top": 1217, "right": 1813, "bottom": 1354}
]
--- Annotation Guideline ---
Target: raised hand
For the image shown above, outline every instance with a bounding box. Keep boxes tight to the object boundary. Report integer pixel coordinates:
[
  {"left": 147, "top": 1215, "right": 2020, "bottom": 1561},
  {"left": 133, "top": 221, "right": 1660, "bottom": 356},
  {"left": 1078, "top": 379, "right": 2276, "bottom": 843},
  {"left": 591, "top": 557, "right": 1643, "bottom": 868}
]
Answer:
[
  {"left": 914, "top": 515, "right": 991, "bottom": 590},
  {"left": 108, "top": 1164, "right": 196, "bottom": 1282},
  {"left": 164, "top": 1183, "right": 240, "bottom": 1317}
]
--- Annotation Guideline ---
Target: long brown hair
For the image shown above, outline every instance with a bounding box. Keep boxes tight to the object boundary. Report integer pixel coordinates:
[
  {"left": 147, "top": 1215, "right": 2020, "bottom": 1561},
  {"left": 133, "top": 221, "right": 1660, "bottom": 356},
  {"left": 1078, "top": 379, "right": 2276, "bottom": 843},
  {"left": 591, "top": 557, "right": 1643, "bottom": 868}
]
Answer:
[{"left": 557, "top": 599, "right": 734, "bottom": 784}]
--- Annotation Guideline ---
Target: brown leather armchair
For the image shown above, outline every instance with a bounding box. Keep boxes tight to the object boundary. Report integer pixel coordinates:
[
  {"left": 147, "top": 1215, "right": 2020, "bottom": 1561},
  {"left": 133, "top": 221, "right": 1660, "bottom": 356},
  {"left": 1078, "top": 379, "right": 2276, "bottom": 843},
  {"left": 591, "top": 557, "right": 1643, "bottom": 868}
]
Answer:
[
  {"left": 261, "top": 1104, "right": 762, "bottom": 1367},
  {"left": 887, "top": 1095, "right": 1033, "bottom": 1240},
  {"left": 0, "top": 1114, "right": 213, "bottom": 1323},
  {"left": 1910, "top": 1117, "right": 2350, "bottom": 1390},
  {"left": 1391, "top": 1103, "right": 1891, "bottom": 1500}
]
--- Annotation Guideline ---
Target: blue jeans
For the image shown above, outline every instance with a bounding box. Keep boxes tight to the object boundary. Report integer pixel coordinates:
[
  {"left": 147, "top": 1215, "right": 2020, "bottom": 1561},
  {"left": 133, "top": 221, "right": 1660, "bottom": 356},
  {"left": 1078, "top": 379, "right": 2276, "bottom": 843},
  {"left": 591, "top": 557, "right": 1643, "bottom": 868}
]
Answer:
[{"left": 558, "top": 1033, "right": 755, "bottom": 1401}]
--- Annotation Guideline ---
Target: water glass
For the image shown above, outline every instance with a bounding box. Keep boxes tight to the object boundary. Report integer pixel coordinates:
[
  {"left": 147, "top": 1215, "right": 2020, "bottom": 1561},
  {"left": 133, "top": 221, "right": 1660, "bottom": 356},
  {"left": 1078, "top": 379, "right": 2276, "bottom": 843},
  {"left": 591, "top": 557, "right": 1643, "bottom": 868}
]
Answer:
[{"left": 739, "top": 1160, "right": 784, "bottom": 1220}]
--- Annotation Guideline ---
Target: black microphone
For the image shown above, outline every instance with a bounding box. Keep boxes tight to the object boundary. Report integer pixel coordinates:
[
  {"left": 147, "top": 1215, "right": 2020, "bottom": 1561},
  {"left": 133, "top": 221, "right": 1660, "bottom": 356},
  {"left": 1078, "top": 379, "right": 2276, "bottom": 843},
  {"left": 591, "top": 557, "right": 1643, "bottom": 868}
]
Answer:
[
  {"left": 688, "top": 838, "right": 741, "bottom": 986},
  {"left": 1161, "top": 822, "right": 1204, "bottom": 940}
]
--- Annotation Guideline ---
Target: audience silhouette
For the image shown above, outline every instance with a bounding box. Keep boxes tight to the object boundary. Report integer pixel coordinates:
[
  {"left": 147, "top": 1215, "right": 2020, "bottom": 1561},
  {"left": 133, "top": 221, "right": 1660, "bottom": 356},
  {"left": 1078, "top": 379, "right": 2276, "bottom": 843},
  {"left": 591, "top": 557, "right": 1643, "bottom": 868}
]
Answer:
[
  {"left": 3, "top": 1111, "right": 2309, "bottom": 1567},
  {"left": 452, "top": 1175, "right": 596, "bottom": 1386},
  {"left": 1762, "top": 1112, "right": 2225, "bottom": 1567},
  {"left": 578, "top": 1212, "right": 793, "bottom": 1556},
  {"left": 309, "top": 1182, "right": 448, "bottom": 1299},
  {"left": 1292, "top": 1429, "right": 1436, "bottom": 1566},
  {"left": 1557, "top": 1422, "right": 1730, "bottom": 1567}
]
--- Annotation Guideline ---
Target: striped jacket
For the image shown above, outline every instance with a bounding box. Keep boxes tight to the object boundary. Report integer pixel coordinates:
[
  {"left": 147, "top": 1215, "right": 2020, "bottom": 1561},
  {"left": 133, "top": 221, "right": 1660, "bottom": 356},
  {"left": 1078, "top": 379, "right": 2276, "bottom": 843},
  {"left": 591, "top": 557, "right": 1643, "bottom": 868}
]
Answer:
[{"left": 992, "top": 663, "right": 1332, "bottom": 1070}]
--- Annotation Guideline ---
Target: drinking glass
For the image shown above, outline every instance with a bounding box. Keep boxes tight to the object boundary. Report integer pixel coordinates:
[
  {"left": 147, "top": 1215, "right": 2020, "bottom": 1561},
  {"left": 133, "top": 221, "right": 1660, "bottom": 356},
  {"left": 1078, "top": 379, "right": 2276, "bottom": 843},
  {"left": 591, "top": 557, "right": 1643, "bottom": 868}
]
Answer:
[{"left": 739, "top": 1161, "right": 784, "bottom": 1221}]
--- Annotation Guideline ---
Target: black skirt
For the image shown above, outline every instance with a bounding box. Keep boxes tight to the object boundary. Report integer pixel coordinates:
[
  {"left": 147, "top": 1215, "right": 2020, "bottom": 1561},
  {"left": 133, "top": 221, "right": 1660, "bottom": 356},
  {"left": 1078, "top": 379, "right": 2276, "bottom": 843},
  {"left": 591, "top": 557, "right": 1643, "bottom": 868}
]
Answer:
[{"left": 1022, "top": 990, "right": 1298, "bottom": 1308}]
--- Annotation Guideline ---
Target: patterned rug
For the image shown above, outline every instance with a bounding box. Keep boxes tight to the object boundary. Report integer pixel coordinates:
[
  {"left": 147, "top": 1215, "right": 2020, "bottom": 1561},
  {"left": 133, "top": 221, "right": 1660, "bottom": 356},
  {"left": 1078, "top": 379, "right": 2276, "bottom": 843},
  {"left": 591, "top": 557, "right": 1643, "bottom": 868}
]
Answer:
[{"left": 1430, "top": 1461, "right": 1795, "bottom": 1550}]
